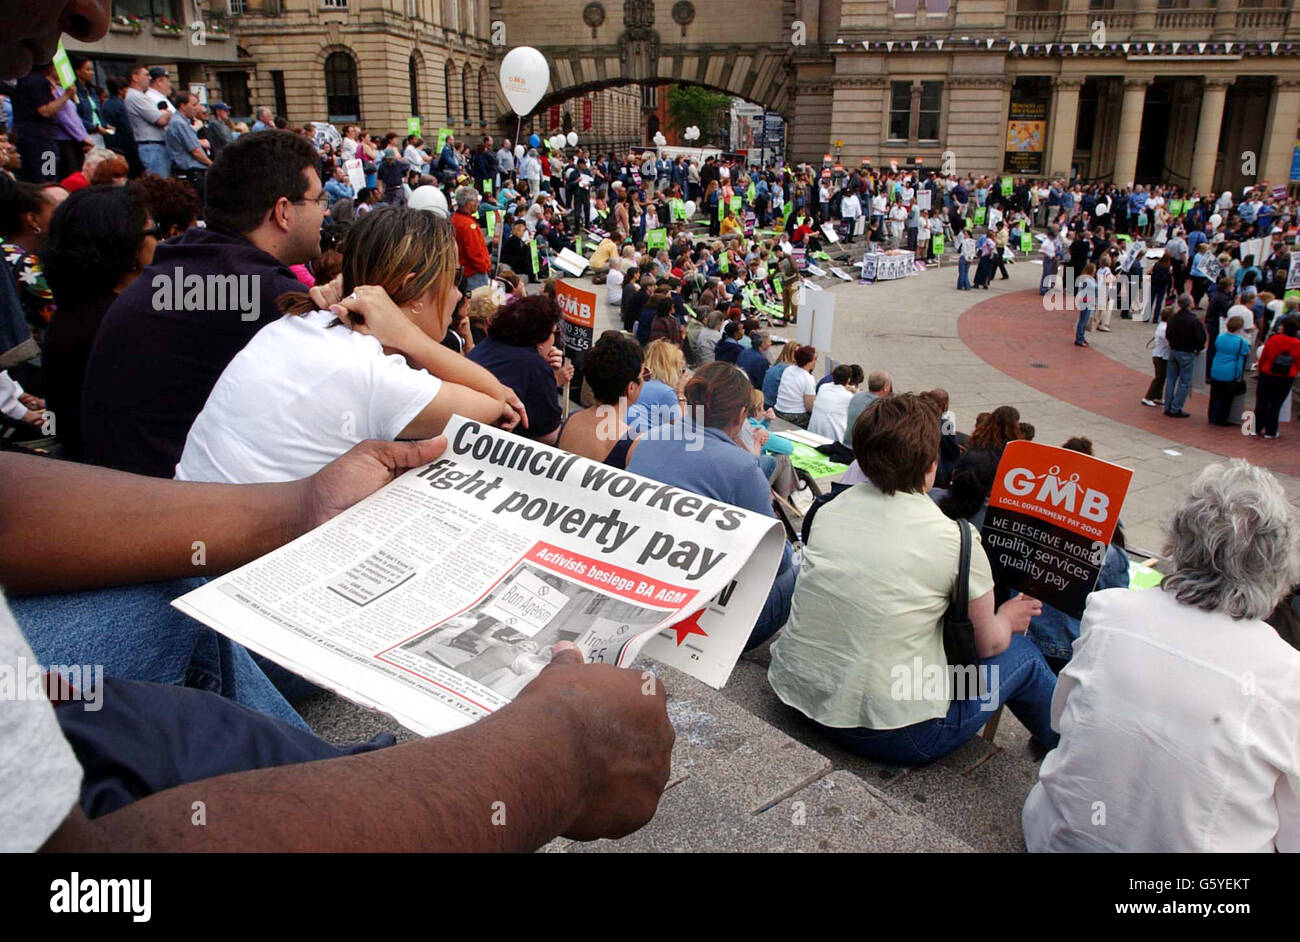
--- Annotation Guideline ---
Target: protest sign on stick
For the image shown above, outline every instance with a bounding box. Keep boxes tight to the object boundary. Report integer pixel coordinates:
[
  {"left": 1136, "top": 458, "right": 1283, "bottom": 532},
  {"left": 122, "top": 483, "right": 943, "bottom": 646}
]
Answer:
[
  {"left": 980, "top": 442, "right": 1133, "bottom": 619},
  {"left": 556, "top": 280, "right": 596, "bottom": 354}
]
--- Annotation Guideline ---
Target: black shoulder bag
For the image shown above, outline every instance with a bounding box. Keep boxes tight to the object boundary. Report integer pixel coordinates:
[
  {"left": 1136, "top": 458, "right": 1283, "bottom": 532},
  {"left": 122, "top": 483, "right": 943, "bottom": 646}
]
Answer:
[{"left": 943, "top": 520, "right": 982, "bottom": 696}]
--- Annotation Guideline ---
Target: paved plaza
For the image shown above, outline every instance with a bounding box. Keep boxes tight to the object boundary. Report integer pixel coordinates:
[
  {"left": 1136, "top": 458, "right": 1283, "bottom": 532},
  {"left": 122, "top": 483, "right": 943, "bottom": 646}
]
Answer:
[{"left": 296, "top": 253, "right": 1300, "bottom": 852}]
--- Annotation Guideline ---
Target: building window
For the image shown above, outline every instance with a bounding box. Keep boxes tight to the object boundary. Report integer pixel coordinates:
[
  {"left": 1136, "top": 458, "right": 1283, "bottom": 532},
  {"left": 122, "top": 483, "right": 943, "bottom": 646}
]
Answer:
[
  {"left": 228, "top": 0, "right": 247, "bottom": 14},
  {"left": 894, "top": 0, "right": 918, "bottom": 12},
  {"left": 641, "top": 85, "right": 657, "bottom": 109},
  {"left": 462, "top": 63, "right": 471, "bottom": 123},
  {"left": 270, "top": 70, "right": 287, "bottom": 121},
  {"left": 406, "top": 0, "right": 418, "bottom": 17},
  {"left": 478, "top": 67, "right": 487, "bottom": 125},
  {"left": 324, "top": 51, "right": 359, "bottom": 122},
  {"left": 924, "top": 0, "right": 950, "bottom": 10},
  {"left": 443, "top": 0, "right": 458, "bottom": 30},
  {"left": 218, "top": 70, "right": 252, "bottom": 122},
  {"left": 1089, "top": 0, "right": 1116, "bottom": 7},
  {"left": 917, "top": 81, "right": 942, "bottom": 140},
  {"left": 888, "top": 82, "right": 911, "bottom": 141},
  {"left": 445, "top": 61, "right": 455, "bottom": 123},
  {"left": 409, "top": 55, "right": 420, "bottom": 118},
  {"left": 321, "top": 0, "right": 347, "bottom": 8}
]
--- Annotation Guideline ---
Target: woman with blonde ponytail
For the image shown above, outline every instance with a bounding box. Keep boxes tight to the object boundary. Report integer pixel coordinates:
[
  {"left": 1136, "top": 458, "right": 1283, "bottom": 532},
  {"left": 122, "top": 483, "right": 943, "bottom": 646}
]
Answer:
[{"left": 175, "top": 207, "right": 527, "bottom": 484}]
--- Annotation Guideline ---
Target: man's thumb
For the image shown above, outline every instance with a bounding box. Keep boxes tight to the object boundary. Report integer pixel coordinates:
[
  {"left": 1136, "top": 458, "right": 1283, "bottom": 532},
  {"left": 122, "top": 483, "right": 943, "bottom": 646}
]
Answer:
[{"left": 547, "top": 641, "right": 585, "bottom": 668}]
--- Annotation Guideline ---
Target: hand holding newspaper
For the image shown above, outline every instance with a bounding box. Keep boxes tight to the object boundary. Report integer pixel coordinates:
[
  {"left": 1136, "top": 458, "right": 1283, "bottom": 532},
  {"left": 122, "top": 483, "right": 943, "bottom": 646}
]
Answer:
[{"left": 174, "top": 416, "right": 786, "bottom": 736}]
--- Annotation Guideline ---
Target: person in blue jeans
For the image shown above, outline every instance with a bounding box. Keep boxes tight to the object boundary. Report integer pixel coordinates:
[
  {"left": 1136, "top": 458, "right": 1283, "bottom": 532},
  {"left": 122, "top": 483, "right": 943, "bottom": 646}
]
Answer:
[
  {"left": 627, "top": 361, "right": 795, "bottom": 650},
  {"left": 0, "top": 438, "right": 448, "bottom": 726},
  {"left": 768, "top": 392, "right": 1058, "bottom": 766},
  {"left": 1163, "top": 294, "right": 1207, "bottom": 417},
  {"left": 1074, "top": 263, "right": 1097, "bottom": 346}
]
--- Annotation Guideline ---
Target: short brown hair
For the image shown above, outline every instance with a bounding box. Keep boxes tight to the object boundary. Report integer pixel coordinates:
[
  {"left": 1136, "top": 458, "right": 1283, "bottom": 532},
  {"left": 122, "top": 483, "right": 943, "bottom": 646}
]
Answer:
[{"left": 852, "top": 393, "right": 940, "bottom": 495}]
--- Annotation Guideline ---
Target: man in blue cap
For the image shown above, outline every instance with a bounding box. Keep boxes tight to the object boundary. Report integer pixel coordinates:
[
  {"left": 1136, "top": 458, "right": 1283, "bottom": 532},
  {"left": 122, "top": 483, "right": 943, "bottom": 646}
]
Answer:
[{"left": 206, "top": 100, "right": 236, "bottom": 158}]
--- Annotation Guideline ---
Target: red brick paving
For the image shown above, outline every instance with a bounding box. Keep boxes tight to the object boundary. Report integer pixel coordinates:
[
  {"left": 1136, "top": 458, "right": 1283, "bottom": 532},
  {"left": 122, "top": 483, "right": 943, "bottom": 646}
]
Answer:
[{"left": 958, "top": 289, "right": 1300, "bottom": 478}]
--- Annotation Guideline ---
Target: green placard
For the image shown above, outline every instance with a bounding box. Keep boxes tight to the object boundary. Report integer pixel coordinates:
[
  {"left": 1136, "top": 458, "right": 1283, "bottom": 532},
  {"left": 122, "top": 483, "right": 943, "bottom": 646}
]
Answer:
[
  {"left": 670, "top": 198, "right": 686, "bottom": 221},
  {"left": 485, "top": 211, "right": 495, "bottom": 240},
  {"left": 483, "top": 179, "right": 493, "bottom": 195},
  {"left": 407, "top": 116, "right": 422, "bottom": 136},
  {"left": 747, "top": 182, "right": 756, "bottom": 202},
  {"left": 1286, "top": 289, "right": 1300, "bottom": 302},
  {"left": 784, "top": 441, "right": 847, "bottom": 479},
  {"left": 529, "top": 240, "right": 539, "bottom": 273},
  {"left": 576, "top": 235, "right": 584, "bottom": 256},
  {"left": 1000, "top": 176, "right": 1013, "bottom": 196},
  {"left": 973, "top": 206, "right": 987, "bottom": 226},
  {"left": 773, "top": 274, "right": 783, "bottom": 295},
  {"left": 437, "top": 127, "right": 453, "bottom": 151},
  {"left": 1137, "top": 212, "right": 1148, "bottom": 226},
  {"left": 931, "top": 233, "right": 944, "bottom": 255},
  {"left": 730, "top": 195, "right": 743, "bottom": 215},
  {"left": 718, "top": 199, "right": 725, "bottom": 221},
  {"left": 647, "top": 228, "right": 667, "bottom": 250},
  {"left": 1116, "top": 234, "right": 1132, "bottom": 245},
  {"left": 1020, "top": 231, "right": 1034, "bottom": 253},
  {"left": 719, "top": 254, "right": 730, "bottom": 274},
  {"left": 52, "top": 42, "right": 76, "bottom": 89},
  {"left": 1169, "top": 199, "right": 1183, "bottom": 217}
]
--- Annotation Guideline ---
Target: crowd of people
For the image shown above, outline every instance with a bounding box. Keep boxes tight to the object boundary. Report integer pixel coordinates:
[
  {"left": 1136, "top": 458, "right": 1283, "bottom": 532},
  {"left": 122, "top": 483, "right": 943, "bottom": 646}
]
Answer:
[{"left": 2, "top": 3, "right": 1298, "bottom": 856}]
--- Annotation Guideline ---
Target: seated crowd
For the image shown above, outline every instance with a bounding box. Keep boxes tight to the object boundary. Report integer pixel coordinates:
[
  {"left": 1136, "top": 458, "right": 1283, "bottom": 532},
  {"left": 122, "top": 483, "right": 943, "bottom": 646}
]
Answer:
[{"left": 3, "top": 122, "right": 1298, "bottom": 854}]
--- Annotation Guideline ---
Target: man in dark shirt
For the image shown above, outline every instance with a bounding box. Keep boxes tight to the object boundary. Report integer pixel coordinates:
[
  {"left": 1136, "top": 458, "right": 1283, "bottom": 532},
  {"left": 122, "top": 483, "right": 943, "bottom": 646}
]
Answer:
[
  {"left": 1164, "top": 293, "right": 1208, "bottom": 418},
  {"left": 737, "top": 331, "right": 771, "bottom": 389},
  {"left": 714, "top": 320, "right": 743, "bottom": 364},
  {"left": 1203, "top": 275, "right": 1233, "bottom": 381},
  {"left": 99, "top": 74, "right": 139, "bottom": 176},
  {"left": 81, "top": 131, "right": 327, "bottom": 477}
]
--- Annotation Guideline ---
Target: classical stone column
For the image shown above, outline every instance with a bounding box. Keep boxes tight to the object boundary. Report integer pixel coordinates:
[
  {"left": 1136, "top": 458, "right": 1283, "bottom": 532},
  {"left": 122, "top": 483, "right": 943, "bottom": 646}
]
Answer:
[
  {"left": 1261, "top": 77, "right": 1300, "bottom": 189},
  {"left": 1113, "top": 76, "right": 1152, "bottom": 187},
  {"left": 1047, "top": 76, "right": 1085, "bottom": 178},
  {"left": 1189, "top": 77, "right": 1232, "bottom": 195}
]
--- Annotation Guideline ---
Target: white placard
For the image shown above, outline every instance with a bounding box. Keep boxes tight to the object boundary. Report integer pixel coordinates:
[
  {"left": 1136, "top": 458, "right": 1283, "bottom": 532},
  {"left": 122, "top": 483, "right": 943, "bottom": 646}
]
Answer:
[
  {"left": 820, "top": 222, "right": 840, "bottom": 243},
  {"left": 344, "top": 157, "right": 366, "bottom": 193},
  {"left": 552, "top": 248, "right": 590, "bottom": 276}
]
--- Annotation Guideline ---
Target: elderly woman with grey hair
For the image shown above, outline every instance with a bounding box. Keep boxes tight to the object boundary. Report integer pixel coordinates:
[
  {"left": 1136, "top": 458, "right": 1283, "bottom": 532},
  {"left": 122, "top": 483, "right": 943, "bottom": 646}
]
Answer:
[{"left": 1023, "top": 460, "right": 1300, "bottom": 852}]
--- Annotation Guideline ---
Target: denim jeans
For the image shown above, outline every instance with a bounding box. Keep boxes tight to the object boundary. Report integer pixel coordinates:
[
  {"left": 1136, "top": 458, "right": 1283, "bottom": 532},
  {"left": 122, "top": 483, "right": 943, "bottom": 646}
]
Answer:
[
  {"left": 10, "top": 578, "right": 310, "bottom": 731},
  {"left": 464, "top": 272, "right": 490, "bottom": 292},
  {"left": 1164, "top": 349, "right": 1196, "bottom": 414},
  {"left": 747, "top": 546, "right": 796, "bottom": 651},
  {"left": 1040, "top": 256, "right": 1057, "bottom": 294},
  {"left": 956, "top": 256, "right": 971, "bottom": 289},
  {"left": 817, "top": 635, "right": 1059, "bottom": 765},
  {"left": 136, "top": 142, "right": 170, "bottom": 178},
  {"left": 1075, "top": 306, "right": 1092, "bottom": 344}
]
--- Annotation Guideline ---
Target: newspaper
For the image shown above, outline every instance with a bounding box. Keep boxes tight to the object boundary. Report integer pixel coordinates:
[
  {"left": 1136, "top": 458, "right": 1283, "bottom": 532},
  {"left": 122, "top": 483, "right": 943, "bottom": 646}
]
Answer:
[{"left": 173, "top": 416, "right": 786, "bottom": 736}]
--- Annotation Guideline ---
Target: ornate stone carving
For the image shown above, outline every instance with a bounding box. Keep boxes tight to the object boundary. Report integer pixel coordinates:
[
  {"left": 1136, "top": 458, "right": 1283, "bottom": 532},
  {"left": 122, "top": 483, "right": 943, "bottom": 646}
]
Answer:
[
  {"left": 619, "top": 0, "right": 659, "bottom": 80},
  {"left": 948, "top": 76, "right": 1010, "bottom": 89},
  {"left": 582, "top": 2, "right": 605, "bottom": 30},
  {"left": 671, "top": 1, "right": 695, "bottom": 37},
  {"left": 624, "top": 0, "right": 654, "bottom": 28}
]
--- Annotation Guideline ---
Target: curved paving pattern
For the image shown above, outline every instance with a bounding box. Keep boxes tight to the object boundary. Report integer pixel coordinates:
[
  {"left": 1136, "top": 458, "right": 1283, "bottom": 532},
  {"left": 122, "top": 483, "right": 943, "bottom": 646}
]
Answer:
[{"left": 958, "top": 289, "right": 1300, "bottom": 479}]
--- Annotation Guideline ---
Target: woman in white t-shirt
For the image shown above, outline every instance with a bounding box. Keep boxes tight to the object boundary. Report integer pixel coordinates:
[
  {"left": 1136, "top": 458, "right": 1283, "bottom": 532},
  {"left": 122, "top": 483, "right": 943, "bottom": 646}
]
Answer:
[
  {"left": 605, "top": 259, "right": 627, "bottom": 307},
  {"left": 807, "top": 365, "right": 856, "bottom": 441},
  {"left": 176, "top": 208, "right": 524, "bottom": 484},
  {"left": 774, "top": 345, "right": 818, "bottom": 428}
]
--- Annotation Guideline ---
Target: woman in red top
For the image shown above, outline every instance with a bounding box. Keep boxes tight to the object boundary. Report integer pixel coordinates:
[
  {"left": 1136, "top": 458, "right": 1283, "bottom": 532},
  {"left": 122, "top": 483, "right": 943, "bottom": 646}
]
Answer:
[{"left": 1255, "top": 315, "right": 1300, "bottom": 439}]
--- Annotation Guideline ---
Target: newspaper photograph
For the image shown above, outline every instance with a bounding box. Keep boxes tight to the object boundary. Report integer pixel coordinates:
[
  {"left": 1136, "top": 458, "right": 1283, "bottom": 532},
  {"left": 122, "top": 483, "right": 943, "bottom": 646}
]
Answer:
[{"left": 173, "top": 415, "right": 786, "bottom": 736}]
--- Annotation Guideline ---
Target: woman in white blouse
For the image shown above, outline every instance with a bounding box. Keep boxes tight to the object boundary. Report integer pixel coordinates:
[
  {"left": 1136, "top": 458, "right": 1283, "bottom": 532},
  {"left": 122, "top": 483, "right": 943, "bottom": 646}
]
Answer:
[
  {"left": 1024, "top": 460, "right": 1300, "bottom": 852},
  {"left": 176, "top": 208, "right": 525, "bottom": 484}
]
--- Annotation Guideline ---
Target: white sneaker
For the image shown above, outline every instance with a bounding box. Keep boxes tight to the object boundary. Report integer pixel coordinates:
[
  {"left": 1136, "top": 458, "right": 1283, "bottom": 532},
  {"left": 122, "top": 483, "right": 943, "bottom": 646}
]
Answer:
[{"left": 1141, "top": 398, "right": 1157, "bottom": 407}]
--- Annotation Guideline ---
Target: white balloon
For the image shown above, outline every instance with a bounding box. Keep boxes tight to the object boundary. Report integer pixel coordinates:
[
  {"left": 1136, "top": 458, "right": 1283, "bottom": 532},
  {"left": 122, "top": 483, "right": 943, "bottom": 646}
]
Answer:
[
  {"left": 499, "top": 46, "right": 550, "bottom": 116},
  {"left": 514, "top": 144, "right": 524, "bottom": 158},
  {"left": 653, "top": 132, "right": 667, "bottom": 146},
  {"left": 1210, "top": 213, "right": 1223, "bottom": 229},
  {"left": 407, "top": 185, "right": 449, "bottom": 218},
  {"left": 684, "top": 200, "right": 696, "bottom": 218},
  {"left": 567, "top": 132, "right": 578, "bottom": 147}
]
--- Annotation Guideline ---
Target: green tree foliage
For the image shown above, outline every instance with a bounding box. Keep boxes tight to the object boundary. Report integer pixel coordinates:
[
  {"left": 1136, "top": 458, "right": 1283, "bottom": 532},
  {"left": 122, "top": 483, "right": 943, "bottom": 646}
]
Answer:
[{"left": 666, "top": 85, "right": 731, "bottom": 139}]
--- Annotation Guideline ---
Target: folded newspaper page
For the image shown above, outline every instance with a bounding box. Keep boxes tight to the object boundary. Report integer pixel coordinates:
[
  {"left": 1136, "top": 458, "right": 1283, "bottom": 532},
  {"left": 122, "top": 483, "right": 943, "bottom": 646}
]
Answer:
[{"left": 173, "top": 415, "right": 786, "bottom": 736}]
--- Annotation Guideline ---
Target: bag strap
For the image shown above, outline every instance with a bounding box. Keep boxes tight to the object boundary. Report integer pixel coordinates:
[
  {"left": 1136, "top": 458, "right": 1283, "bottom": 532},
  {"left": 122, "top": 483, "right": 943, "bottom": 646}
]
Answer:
[{"left": 951, "top": 519, "right": 972, "bottom": 613}]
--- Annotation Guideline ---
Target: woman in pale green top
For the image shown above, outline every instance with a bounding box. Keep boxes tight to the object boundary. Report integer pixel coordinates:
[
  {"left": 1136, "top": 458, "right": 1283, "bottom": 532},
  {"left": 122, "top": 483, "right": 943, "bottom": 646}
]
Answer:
[{"left": 767, "top": 393, "right": 1059, "bottom": 765}]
